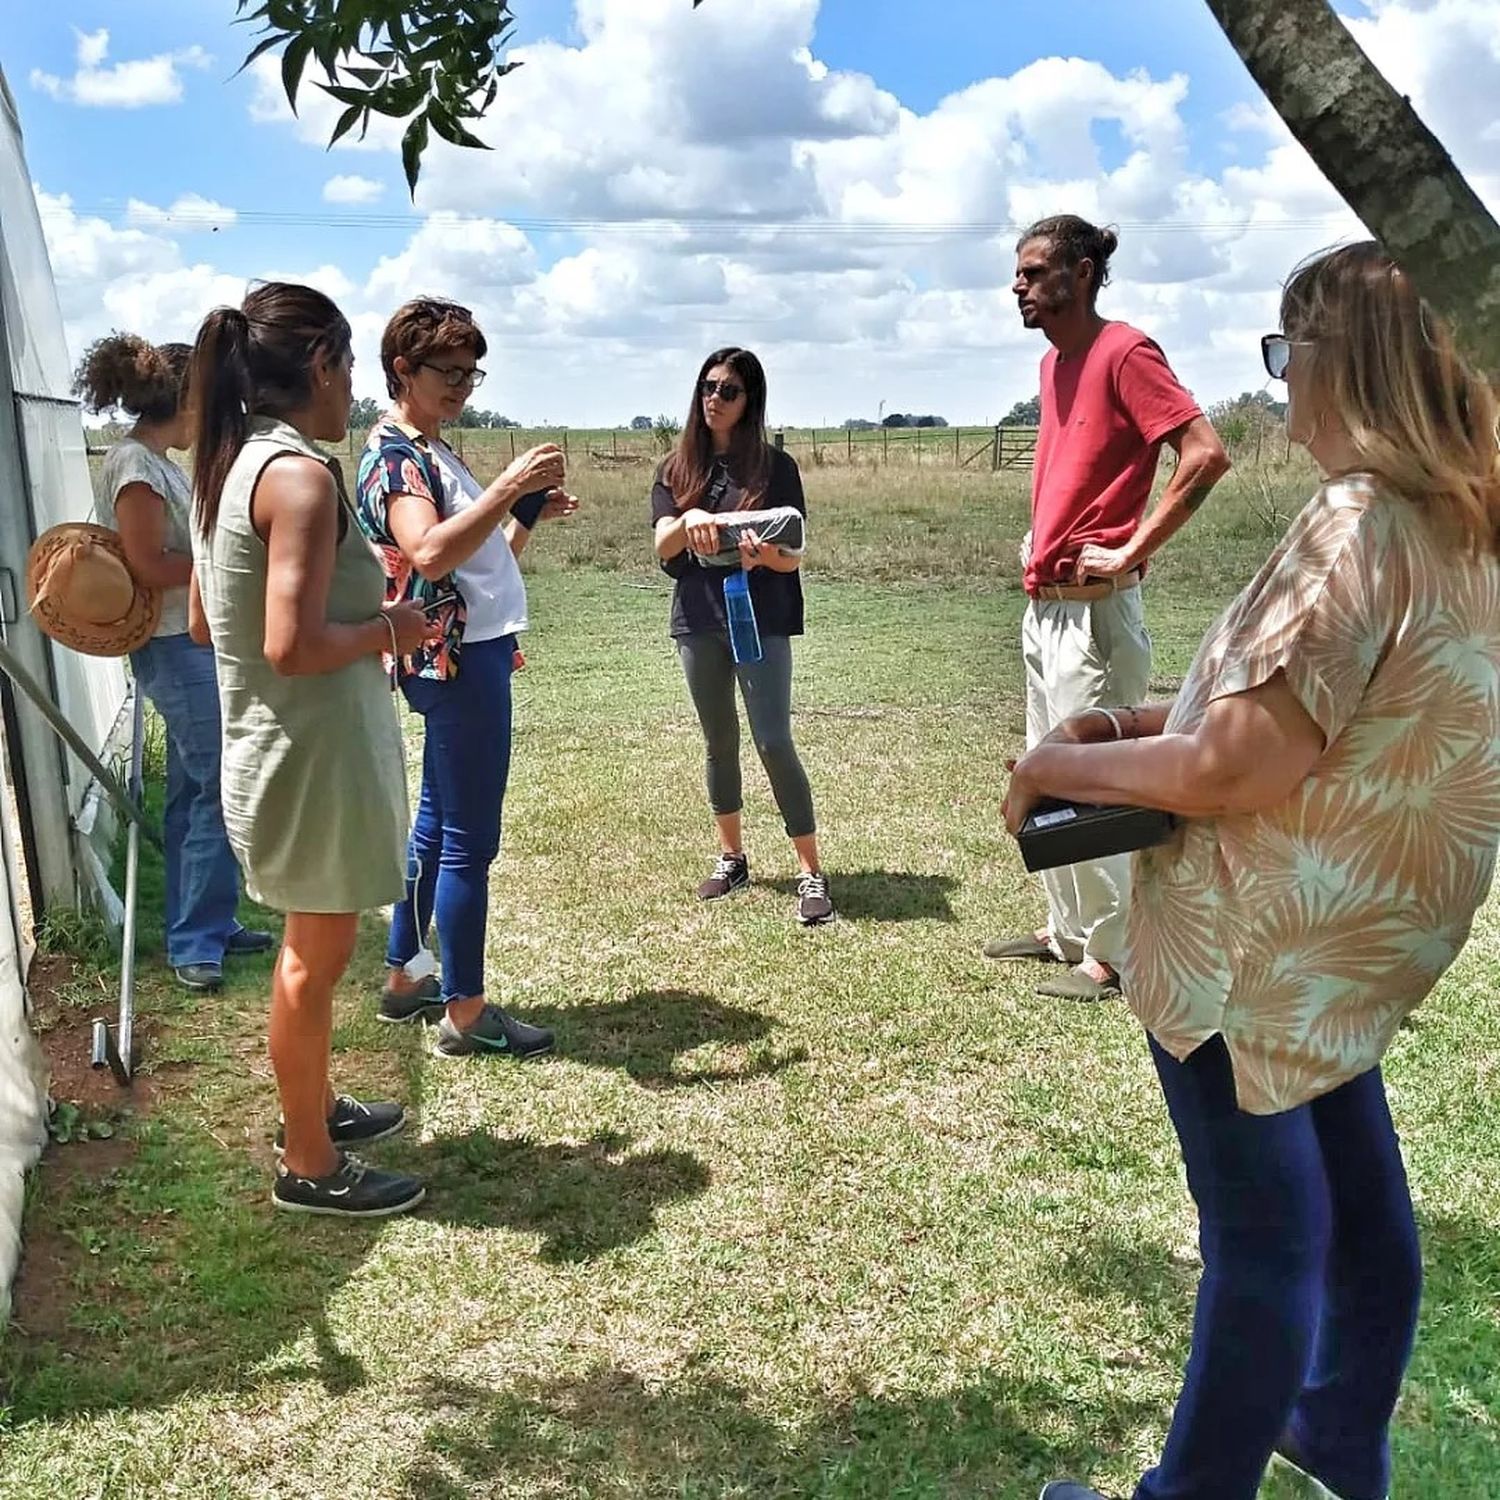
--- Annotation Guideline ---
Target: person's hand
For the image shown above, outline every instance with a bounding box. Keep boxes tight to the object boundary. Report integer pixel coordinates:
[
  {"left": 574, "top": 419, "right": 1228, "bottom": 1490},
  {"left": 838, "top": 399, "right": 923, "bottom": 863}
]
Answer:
[
  {"left": 501, "top": 443, "right": 565, "bottom": 499},
  {"left": 383, "top": 600, "right": 439, "bottom": 656},
  {"left": 1002, "top": 750, "right": 1045, "bottom": 836},
  {"left": 738, "top": 528, "right": 765, "bottom": 571},
  {"left": 681, "top": 508, "right": 722, "bottom": 556},
  {"left": 540, "top": 488, "right": 579, "bottom": 521},
  {"left": 1018, "top": 529, "right": 1033, "bottom": 570},
  {"left": 1072, "top": 542, "right": 1135, "bottom": 582}
]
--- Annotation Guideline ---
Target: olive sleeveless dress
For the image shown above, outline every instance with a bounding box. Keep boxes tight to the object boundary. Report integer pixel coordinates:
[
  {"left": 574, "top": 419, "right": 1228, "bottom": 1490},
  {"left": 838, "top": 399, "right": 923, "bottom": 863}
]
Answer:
[{"left": 192, "top": 417, "right": 408, "bottom": 913}]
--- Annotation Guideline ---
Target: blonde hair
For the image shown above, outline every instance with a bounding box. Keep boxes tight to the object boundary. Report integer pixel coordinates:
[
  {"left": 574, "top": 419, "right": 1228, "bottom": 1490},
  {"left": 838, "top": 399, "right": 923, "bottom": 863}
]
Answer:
[{"left": 1281, "top": 241, "right": 1500, "bottom": 557}]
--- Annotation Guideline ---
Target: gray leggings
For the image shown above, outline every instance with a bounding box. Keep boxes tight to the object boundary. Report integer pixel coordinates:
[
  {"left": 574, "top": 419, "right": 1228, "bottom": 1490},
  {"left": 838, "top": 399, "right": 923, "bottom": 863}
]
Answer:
[{"left": 677, "top": 632, "right": 817, "bottom": 838}]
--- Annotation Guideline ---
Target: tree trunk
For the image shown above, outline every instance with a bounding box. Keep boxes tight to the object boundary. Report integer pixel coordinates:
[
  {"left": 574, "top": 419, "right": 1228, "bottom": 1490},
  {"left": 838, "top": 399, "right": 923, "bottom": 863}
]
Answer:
[{"left": 1205, "top": 0, "right": 1500, "bottom": 378}]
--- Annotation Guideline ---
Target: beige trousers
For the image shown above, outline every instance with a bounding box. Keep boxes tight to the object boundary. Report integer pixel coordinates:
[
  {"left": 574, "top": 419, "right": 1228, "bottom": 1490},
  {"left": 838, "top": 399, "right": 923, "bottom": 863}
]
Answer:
[{"left": 1021, "top": 586, "right": 1152, "bottom": 968}]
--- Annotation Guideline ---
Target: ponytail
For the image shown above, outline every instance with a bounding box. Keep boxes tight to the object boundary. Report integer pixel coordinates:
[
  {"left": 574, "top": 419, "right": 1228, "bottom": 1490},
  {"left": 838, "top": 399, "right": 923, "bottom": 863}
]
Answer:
[{"left": 190, "top": 308, "right": 254, "bottom": 540}]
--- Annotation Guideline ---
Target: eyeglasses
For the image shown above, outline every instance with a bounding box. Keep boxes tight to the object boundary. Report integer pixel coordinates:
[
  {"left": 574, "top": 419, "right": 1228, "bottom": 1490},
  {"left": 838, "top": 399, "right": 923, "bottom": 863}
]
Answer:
[
  {"left": 1260, "top": 333, "right": 1313, "bottom": 381},
  {"left": 699, "top": 378, "right": 745, "bottom": 403},
  {"left": 422, "top": 362, "right": 486, "bottom": 390}
]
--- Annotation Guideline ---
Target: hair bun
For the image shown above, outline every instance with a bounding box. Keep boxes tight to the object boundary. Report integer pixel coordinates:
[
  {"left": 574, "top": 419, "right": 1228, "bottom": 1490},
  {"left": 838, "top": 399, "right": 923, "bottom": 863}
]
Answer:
[{"left": 1100, "top": 227, "right": 1120, "bottom": 257}]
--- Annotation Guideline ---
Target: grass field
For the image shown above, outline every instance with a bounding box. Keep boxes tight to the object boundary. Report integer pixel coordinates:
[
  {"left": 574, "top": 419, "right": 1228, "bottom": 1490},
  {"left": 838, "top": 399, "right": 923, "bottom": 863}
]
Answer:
[{"left": 3, "top": 456, "right": 1496, "bottom": 1499}]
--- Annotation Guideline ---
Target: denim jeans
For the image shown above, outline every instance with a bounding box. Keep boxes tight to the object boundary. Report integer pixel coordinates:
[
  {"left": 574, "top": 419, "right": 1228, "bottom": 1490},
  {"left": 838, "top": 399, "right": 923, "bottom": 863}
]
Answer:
[
  {"left": 386, "top": 635, "right": 515, "bottom": 1001},
  {"left": 130, "top": 633, "right": 242, "bottom": 967},
  {"left": 1136, "top": 1034, "right": 1420, "bottom": 1500}
]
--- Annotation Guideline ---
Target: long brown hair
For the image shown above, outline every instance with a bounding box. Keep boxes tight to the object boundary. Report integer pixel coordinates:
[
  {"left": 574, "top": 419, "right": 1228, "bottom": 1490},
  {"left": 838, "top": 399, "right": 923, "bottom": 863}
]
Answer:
[
  {"left": 662, "top": 347, "right": 771, "bottom": 509},
  {"left": 74, "top": 333, "right": 191, "bottom": 423},
  {"left": 1281, "top": 242, "right": 1500, "bottom": 556},
  {"left": 189, "top": 281, "right": 352, "bottom": 538}
]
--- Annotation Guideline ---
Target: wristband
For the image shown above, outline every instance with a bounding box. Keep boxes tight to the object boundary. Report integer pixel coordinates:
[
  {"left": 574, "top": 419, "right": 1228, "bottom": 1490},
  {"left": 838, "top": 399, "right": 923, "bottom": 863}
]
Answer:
[{"left": 1087, "top": 706, "right": 1124, "bottom": 741}]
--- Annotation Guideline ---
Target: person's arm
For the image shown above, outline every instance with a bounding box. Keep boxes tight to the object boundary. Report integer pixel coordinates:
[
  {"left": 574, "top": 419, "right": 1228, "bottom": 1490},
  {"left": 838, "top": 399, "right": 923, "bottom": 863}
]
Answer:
[
  {"left": 387, "top": 442, "right": 565, "bottom": 581},
  {"left": 256, "top": 456, "right": 432, "bottom": 676},
  {"left": 505, "top": 487, "right": 579, "bottom": 559},
  {"left": 187, "top": 569, "right": 210, "bottom": 646},
  {"left": 1003, "top": 672, "right": 1324, "bottom": 831},
  {"left": 113, "top": 483, "right": 194, "bottom": 589},
  {"left": 736, "top": 528, "right": 801, "bottom": 573},
  {"left": 1071, "top": 415, "right": 1229, "bottom": 582}
]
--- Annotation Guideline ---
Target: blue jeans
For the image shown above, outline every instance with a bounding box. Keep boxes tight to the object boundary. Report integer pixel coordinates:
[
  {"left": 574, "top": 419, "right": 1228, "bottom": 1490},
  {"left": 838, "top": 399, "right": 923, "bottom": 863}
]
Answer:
[
  {"left": 130, "top": 634, "right": 241, "bottom": 967},
  {"left": 385, "top": 636, "right": 515, "bottom": 1001},
  {"left": 1136, "top": 1035, "right": 1421, "bottom": 1500}
]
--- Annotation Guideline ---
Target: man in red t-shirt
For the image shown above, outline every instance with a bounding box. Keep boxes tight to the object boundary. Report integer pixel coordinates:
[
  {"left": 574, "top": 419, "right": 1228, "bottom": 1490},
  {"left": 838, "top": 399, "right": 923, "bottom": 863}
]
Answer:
[{"left": 987, "top": 215, "right": 1229, "bottom": 1000}]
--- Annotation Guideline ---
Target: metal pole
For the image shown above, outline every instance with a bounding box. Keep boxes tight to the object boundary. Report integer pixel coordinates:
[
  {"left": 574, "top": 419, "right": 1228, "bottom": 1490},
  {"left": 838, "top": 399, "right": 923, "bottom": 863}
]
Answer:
[
  {"left": 117, "top": 687, "right": 143, "bottom": 1077},
  {"left": 0, "top": 638, "right": 159, "bottom": 849}
]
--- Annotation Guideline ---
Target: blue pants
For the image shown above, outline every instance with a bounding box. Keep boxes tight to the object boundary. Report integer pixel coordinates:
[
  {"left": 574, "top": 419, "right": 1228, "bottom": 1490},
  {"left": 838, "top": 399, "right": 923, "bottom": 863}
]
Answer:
[
  {"left": 1136, "top": 1034, "right": 1420, "bottom": 1500},
  {"left": 386, "top": 636, "right": 514, "bottom": 1002},
  {"left": 130, "top": 633, "right": 241, "bottom": 967}
]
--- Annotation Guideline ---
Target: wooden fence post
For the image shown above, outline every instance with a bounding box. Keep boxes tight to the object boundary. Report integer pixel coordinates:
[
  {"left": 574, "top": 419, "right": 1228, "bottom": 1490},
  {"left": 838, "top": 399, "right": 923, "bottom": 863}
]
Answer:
[
  {"left": 774, "top": 430, "right": 785, "bottom": 451},
  {"left": 510, "top": 430, "right": 516, "bottom": 460},
  {"left": 991, "top": 425, "right": 1002, "bottom": 471},
  {"left": 612, "top": 431, "right": 618, "bottom": 459},
  {"left": 882, "top": 426, "right": 888, "bottom": 463},
  {"left": 953, "top": 426, "right": 959, "bottom": 465}
]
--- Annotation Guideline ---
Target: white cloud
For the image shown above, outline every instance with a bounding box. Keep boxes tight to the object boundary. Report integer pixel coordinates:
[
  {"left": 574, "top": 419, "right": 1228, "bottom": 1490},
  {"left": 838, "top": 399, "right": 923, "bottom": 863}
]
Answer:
[
  {"left": 126, "top": 193, "right": 239, "bottom": 234},
  {"left": 30, "top": 29, "right": 211, "bottom": 109},
  {"left": 35, "top": 0, "right": 1500, "bottom": 424},
  {"left": 323, "top": 175, "right": 385, "bottom": 205}
]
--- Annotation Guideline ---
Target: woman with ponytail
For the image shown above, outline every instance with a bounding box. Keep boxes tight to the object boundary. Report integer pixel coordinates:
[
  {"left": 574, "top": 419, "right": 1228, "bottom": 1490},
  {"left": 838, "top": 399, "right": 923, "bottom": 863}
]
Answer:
[
  {"left": 188, "top": 282, "right": 436, "bottom": 1219},
  {"left": 75, "top": 334, "right": 270, "bottom": 992}
]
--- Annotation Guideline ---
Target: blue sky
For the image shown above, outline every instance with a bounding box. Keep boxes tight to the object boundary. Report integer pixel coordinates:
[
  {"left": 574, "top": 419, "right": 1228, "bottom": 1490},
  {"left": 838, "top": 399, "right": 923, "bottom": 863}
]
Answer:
[{"left": 10, "top": 1, "right": 1499, "bottom": 424}]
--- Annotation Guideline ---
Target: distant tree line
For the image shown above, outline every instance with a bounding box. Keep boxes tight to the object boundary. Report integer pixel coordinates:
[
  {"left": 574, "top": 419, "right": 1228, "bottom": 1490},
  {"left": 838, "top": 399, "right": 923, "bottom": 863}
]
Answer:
[{"left": 841, "top": 413, "right": 950, "bottom": 430}]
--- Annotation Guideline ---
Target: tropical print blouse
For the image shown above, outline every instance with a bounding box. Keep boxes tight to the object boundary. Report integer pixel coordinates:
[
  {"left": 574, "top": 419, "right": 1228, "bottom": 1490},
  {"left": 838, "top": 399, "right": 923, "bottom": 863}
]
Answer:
[
  {"left": 1125, "top": 476, "right": 1500, "bottom": 1114},
  {"left": 355, "top": 418, "right": 466, "bottom": 681}
]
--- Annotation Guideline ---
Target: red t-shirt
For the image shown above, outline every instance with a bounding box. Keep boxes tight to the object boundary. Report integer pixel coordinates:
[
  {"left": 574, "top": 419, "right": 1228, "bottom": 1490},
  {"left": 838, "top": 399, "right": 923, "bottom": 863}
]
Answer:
[{"left": 1025, "top": 321, "right": 1201, "bottom": 594}]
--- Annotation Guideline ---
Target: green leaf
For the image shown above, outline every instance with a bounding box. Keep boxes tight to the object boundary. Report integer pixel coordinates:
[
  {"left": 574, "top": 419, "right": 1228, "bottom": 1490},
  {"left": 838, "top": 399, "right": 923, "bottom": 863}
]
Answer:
[
  {"left": 328, "top": 101, "right": 366, "bottom": 147},
  {"left": 318, "top": 82, "right": 373, "bottom": 107},
  {"left": 401, "top": 111, "right": 431, "bottom": 196},
  {"left": 281, "top": 31, "right": 315, "bottom": 116},
  {"left": 345, "top": 65, "right": 388, "bottom": 87},
  {"left": 428, "top": 109, "right": 491, "bottom": 151},
  {"left": 231, "top": 31, "right": 286, "bottom": 78}
]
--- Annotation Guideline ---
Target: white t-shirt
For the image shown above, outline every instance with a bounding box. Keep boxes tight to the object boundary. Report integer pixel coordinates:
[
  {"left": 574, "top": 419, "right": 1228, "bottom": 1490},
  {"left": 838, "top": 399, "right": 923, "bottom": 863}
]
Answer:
[
  {"left": 430, "top": 439, "right": 529, "bottom": 641},
  {"left": 95, "top": 437, "right": 193, "bottom": 638}
]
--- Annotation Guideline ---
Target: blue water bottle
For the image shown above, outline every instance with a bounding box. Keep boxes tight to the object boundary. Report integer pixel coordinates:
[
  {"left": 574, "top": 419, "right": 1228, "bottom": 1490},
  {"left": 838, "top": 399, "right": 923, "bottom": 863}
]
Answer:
[{"left": 723, "top": 569, "right": 763, "bottom": 664}]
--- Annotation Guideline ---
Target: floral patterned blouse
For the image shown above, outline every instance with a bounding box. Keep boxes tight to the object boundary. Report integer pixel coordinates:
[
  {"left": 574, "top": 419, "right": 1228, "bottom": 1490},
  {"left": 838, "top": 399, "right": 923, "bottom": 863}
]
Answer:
[
  {"left": 354, "top": 418, "right": 466, "bottom": 681},
  {"left": 1125, "top": 476, "right": 1500, "bottom": 1114}
]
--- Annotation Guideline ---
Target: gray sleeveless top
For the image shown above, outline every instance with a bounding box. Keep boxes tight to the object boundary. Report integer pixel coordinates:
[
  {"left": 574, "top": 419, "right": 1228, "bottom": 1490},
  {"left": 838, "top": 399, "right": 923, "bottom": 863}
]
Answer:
[{"left": 191, "top": 417, "right": 407, "bottom": 913}]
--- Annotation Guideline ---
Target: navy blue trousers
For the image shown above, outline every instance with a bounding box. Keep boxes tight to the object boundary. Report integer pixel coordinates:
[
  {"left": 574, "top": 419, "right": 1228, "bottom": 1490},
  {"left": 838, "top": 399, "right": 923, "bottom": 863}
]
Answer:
[{"left": 1135, "top": 1034, "right": 1420, "bottom": 1500}]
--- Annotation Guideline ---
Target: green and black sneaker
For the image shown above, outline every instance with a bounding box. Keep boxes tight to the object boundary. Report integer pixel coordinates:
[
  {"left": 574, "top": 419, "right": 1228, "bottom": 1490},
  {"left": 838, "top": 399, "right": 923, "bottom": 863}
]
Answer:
[
  {"left": 273, "top": 1095, "right": 406, "bottom": 1155},
  {"left": 432, "top": 1003, "right": 554, "bottom": 1061},
  {"left": 378, "top": 973, "right": 445, "bottom": 1024}
]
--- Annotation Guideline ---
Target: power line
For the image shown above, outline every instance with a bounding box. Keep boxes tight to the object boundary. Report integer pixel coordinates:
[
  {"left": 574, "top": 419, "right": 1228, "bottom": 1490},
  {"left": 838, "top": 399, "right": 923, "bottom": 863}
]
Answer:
[{"left": 40, "top": 203, "right": 1358, "bottom": 238}]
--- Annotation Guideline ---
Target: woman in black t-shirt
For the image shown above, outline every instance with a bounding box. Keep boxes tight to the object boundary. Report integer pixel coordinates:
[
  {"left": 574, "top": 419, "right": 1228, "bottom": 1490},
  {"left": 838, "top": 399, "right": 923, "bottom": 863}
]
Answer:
[{"left": 651, "top": 347, "right": 834, "bottom": 925}]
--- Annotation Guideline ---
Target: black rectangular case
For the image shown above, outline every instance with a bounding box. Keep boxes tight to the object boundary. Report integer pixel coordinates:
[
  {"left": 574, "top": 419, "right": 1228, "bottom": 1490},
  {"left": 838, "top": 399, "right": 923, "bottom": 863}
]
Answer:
[{"left": 1018, "top": 799, "right": 1177, "bottom": 873}]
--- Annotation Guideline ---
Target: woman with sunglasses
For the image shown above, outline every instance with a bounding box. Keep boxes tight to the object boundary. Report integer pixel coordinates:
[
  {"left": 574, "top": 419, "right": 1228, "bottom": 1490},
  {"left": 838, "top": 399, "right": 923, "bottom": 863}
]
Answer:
[
  {"left": 651, "top": 347, "right": 834, "bottom": 925},
  {"left": 356, "top": 297, "right": 578, "bottom": 1058},
  {"left": 1025, "top": 245, "right": 1500, "bottom": 1500}
]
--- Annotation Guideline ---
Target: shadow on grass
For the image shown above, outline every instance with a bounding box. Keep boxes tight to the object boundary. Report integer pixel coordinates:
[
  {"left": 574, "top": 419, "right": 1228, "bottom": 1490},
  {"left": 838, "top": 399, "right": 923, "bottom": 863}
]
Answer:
[
  {"left": 513, "top": 988, "right": 808, "bottom": 1089},
  {"left": 399, "top": 1365, "right": 1159, "bottom": 1499},
  {"left": 766, "top": 869, "right": 960, "bottom": 923},
  {"left": 1, "top": 1119, "right": 709, "bottom": 1424}
]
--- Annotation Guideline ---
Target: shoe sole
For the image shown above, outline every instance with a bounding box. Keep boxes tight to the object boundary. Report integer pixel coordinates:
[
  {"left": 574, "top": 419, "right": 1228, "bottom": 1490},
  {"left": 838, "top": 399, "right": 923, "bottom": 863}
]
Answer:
[
  {"left": 796, "top": 910, "right": 836, "bottom": 927},
  {"left": 430, "top": 1038, "right": 555, "bottom": 1062},
  {"left": 175, "top": 977, "right": 223, "bottom": 993},
  {"left": 273, "top": 1116, "right": 408, "bottom": 1158},
  {"left": 1269, "top": 1451, "right": 1364, "bottom": 1500},
  {"left": 271, "top": 1184, "right": 427, "bottom": 1218},
  {"left": 376, "top": 1003, "right": 447, "bottom": 1026}
]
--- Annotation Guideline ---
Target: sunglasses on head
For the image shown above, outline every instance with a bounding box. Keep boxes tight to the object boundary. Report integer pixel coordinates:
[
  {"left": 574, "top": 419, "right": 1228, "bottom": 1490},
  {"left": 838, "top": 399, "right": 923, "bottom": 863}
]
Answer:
[
  {"left": 1260, "top": 333, "right": 1313, "bottom": 382},
  {"left": 700, "top": 378, "right": 745, "bottom": 402}
]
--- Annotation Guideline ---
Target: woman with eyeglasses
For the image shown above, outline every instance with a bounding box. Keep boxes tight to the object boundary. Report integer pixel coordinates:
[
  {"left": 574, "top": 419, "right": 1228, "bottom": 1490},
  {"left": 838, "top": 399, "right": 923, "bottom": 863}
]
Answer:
[
  {"left": 1023, "top": 245, "right": 1500, "bottom": 1500},
  {"left": 651, "top": 347, "right": 834, "bottom": 925},
  {"left": 355, "top": 297, "right": 578, "bottom": 1058}
]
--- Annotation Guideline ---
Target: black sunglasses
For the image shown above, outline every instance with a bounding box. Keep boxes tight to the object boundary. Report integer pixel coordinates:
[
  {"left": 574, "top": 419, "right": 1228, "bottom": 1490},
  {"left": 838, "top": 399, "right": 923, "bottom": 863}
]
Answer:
[
  {"left": 1260, "top": 333, "right": 1313, "bottom": 382},
  {"left": 700, "top": 378, "right": 745, "bottom": 402},
  {"left": 422, "top": 362, "right": 486, "bottom": 390}
]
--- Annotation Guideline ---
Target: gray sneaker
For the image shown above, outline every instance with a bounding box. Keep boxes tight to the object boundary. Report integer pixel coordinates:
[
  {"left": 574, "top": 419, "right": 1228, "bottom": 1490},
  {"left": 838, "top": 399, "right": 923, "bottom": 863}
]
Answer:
[
  {"left": 795, "top": 871, "right": 835, "bottom": 925},
  {"left": 432, "top": 1004, "right": 555, "bottom": 1061},
  {"left": 271, "top": 1152, "right": 425, "bottom": 1218}
]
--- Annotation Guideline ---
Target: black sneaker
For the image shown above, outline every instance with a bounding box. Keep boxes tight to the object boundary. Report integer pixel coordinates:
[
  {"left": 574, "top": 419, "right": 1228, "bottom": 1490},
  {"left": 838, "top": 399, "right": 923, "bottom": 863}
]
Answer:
[
  {"left": 273, "top": 1096, "right": 406, "bottom": 1154},
  {"left": 271, "top": 1152, "right": 425, "bottom": 1218},
  {"left": 432, "top": 1004, "right": 555, "bottom": 1061},
  {"left": 225, "top": 926, "right": 275, "bottom": 956},
  {"left": 795, "top": 871, "right": 835, "bottom": 925},
  {"left": 697, "top": 852, "right": 749, "bottom": 901},
  {"left": 378, "top": 973, "right": 445, "bottom": 1024},
  {"left": 174, "top": 961, "right": 223, "bottom": 992}
]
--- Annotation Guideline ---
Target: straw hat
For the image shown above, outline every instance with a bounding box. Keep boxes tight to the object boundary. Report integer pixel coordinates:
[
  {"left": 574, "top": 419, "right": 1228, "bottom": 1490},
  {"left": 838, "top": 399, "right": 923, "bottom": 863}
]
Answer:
[{"left": 25, "top": 523, "right": 161, "bottom": 657}]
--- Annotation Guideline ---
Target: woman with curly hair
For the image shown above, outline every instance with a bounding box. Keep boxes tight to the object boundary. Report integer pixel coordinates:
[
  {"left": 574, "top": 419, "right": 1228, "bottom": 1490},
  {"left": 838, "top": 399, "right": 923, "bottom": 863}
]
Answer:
[{"left": 75, "top": 333, "right": 270, "bottom": 991}]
